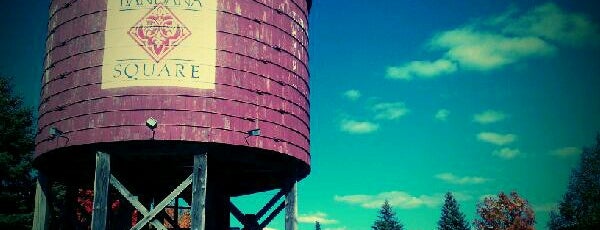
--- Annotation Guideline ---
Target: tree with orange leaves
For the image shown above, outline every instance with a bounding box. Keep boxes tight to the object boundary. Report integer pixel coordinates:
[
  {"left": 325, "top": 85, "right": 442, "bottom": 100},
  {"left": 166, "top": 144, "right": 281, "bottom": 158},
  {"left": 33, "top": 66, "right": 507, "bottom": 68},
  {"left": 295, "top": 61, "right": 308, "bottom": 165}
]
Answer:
[
  {"left": 179, "top": 210, "right": 191, "bottom": 228},
  {"left": 473, "top": 192, "right": 535, "bottom": 230}
]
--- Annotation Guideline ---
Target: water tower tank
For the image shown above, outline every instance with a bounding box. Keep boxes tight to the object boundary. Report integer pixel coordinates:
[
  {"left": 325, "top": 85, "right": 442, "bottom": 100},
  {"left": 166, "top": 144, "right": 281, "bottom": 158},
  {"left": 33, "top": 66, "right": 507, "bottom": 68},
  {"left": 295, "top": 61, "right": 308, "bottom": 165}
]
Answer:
[{"left": 34, "top": 0, "right": 311, "bottom": 198}]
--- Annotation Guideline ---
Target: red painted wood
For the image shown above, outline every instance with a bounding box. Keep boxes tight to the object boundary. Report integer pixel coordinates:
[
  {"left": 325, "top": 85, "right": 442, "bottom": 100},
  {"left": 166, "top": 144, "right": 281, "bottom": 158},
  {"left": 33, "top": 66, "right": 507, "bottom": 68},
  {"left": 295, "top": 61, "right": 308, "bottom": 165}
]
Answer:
[{"left": 36, "top": 0, "right": 311, "bottom": 168}]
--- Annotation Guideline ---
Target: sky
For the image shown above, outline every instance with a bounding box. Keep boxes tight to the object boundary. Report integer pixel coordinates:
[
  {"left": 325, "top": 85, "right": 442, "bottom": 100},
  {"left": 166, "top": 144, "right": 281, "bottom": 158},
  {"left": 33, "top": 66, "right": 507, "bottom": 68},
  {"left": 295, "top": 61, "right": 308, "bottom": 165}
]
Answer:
[{"left": 1, "top": 0, "right": 600, "bottom": 230}]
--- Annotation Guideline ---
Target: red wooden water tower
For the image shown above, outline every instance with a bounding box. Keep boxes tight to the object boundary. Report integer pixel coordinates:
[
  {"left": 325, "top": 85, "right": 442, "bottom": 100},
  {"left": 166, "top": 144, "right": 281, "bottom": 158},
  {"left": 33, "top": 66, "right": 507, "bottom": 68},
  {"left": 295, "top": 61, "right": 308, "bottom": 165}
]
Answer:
[{"left": 32, "top": 0, "right": 311, "bottom": 229}]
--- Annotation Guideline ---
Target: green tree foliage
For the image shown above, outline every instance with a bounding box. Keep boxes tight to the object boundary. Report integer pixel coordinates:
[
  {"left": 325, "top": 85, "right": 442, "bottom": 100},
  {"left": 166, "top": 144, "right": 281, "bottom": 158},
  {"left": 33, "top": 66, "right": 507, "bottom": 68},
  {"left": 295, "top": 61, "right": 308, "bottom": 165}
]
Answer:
[
  {"left": 372, "top": 200, "right": 403, "bottom": 230},
  {"left": 438, "top": 192, "right": 470, "bottom": 230},
  {"left": 473, "top": 192, "right": 535, "bottom": 230},
  {"left": 0, "top": 76, "right": 35, "bottom": 229},
  {"left": 549, "top": 136, "right": 600, "bottom": 229},
  {"left": 315, "top": 221, "right": 321, "bottom": 230}
]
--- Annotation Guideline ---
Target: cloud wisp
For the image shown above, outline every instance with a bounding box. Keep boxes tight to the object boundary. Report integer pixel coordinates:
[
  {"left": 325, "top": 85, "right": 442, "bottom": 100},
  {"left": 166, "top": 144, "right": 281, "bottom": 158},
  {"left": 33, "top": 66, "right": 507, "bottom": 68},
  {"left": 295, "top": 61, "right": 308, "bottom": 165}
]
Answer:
[
  {"left": 338, "top": 101, "right": 409, "bottom": 134},
  {"left": 373, "top": 102, "right": 410, "bottom": 120},
  {"left": 477, "top": 132, "right": 517, "bottom": 146},
  {"left": 298, "top": 212, "right": 338, "bottom": 224},
  {"left": 473, "top": 110, "right": 507, "bottom": 124},
  {"left": 386, "top": 59, "right": 457, "bottom": 80},
  {"left": 343, "top": 89, "right": 361, "bottom": 101},
  {"left": 435, "top": 173, "right": 489, "bottom": 185},
  {"left": 335, "top": 191, "right": 441, "bottom": 209},
  {"left": 435, "top": 109, "right": 450, "bottom": 121},
  {"left": 340, "top": 119, "right": 379, "bottom": 134},
  {"left": 493, "top": 147, "right": 521, "bottom": 159},
  {"left": 550, "top": 147, "right": 581, "bottom": 157},
  {"left": 430, "top": 28, "right": 554, "bottom": 71},
  {"left": 386, "top": 3, "right": 600, "bottom": 80},
  {"left": 498, "top": 3, "right": 600, "bottom": 47}
]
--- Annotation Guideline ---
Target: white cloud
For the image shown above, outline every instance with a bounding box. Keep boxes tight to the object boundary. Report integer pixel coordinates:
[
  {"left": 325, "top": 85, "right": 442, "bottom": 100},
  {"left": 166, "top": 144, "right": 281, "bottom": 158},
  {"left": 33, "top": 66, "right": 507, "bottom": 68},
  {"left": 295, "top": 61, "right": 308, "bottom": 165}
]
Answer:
[
  {"left": 340, "top": 119, "right": 379, "bottom": 134},
  {"left": 493, "top": 147, "right": 521, "bottom": 159},
  {"left": 435, "top": 109, "right": 450, "bottom": 121},
  {"left": 499, "top": 3, "right": 600, "bottom": 47},
  {"left": 477, "top": 132, "right": 517, "bottom": 145},
  {"left": 298, "top": 212, "right": 338, "bottom": 224},
  {"left": 551, "top": 147, "right": 581, "bottom": 157},
  {"left": 435, "top": 173, "right": 489, "bottom": 184},
  {"left": 473, "top": 110, "right": 507, "bottom": 124},
  {"left": 263, "top": 228, "right": 277, "bottom": 230},
  {"left": 386, "top": 3, "right": 599, "bottom": 80},
  {"left": 334, "top": 191, "right": 441, "bottom": 209},
  {"left": 373, "top": 102, "right": 409, "bottom": 120},
  {"left": 386, "top": 59, "right": 457, "bottom": 80},
  {"left": 343, "top": 89, "right": 361, "bottom": 101},
  {"left": 431, "top": 28, "right": 555, "bottom": 71}
]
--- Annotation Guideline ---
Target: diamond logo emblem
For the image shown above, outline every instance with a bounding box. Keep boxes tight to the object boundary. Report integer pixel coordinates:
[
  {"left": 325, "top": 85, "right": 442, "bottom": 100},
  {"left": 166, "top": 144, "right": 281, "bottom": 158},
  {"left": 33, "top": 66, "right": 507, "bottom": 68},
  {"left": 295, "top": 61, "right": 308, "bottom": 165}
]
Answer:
[{"left": 129, "top": 4, "right": 191, "bottom": 62}]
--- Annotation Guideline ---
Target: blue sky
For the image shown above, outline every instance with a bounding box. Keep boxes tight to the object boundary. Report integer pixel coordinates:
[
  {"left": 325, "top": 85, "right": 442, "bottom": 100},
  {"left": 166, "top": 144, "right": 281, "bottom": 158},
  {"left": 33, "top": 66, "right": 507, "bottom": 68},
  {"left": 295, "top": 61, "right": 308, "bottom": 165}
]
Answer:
[{"left": 2, "top": 1, "right": 600, "bottom": 230}]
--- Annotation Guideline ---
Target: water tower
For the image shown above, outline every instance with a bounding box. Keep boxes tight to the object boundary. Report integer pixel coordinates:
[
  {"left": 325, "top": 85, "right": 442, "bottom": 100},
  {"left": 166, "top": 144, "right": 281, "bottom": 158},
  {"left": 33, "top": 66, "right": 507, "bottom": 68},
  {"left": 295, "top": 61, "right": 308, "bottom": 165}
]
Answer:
[{"left": 32, "top": 0, "right": 311, "bottom": 229}]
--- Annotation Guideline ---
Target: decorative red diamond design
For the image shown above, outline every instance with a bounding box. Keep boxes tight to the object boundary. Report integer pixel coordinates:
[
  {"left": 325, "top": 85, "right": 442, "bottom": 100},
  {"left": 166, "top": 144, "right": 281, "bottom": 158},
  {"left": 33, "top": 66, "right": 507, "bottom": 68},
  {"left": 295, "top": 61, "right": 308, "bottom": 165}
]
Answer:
[{"left": 129, "top": 4, "right": 191, "bottom": 62}]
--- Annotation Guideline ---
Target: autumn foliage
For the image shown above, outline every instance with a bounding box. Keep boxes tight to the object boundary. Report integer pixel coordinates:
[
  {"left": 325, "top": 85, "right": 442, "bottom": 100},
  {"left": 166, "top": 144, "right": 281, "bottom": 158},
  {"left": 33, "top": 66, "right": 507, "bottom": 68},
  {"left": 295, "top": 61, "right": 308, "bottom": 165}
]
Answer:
[
  {"left": 164, "top": 207, "right": 191, "bottom": 228},
  {"left": 473, "top": 192, "right": 535, "bottom": 230}
]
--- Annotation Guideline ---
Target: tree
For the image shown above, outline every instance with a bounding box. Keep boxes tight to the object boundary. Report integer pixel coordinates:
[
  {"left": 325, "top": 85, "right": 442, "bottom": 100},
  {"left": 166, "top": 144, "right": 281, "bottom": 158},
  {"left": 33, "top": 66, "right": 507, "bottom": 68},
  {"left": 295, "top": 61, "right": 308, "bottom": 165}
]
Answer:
[
  {"left": 473, "top": 192, "right": 535, "bottom": 230},
  {"left": 315, "top": 221, "right": 321, "bottom": 230},
  {"left": 549, "top": 136, "right": 600, "bottom": 229},
  {"left": 372, "top": 200, "right": 403, "bottom": 230},
  {"left": 0, "top": 76, "right": 35, "bottom": 229},
  {"left": 438, "top": 192, "right": 470, "bottom": 230}
]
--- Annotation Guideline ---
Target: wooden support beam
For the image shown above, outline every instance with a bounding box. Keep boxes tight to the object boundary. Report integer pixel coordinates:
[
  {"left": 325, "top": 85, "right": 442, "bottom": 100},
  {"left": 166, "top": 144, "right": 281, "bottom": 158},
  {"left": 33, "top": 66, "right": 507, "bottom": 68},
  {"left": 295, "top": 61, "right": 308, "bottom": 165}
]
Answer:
[
  {"left": 285, "top": 182, "right": 298, "bottom": 230},
  {"left": 191, "top": 153, "right": 208, "bottom": 230},
  {"left": 91, "top": 151, "right": 110, "bottom": 230},
  {"left": 157, "top": 210, "right": 181, "bottom": 230},
  {"left": 131, "top": 174, "right": 192, "bottom": 230},
  {"left": 256, "top": 187, "right": 288, "bottom": 219},
  {"left": 32, "top": 172, "right": 50, "bottom": 230},
  {"left": 231, "top": 183, "right": 295, "bottom": 230},
  {"left": 109, "top": 174, "right": 167, "bottom": 230},
  {"left": 230, "top": 201, "right": 245, "bottom": 224},
  {"left": 259, "top": 201, "right": 286, "bottom": 229}
]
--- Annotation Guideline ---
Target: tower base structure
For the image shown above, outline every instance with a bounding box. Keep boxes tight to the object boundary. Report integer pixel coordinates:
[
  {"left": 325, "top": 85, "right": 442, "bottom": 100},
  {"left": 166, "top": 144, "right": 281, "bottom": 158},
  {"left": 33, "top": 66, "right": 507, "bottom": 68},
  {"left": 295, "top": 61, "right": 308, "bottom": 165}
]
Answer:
[{"left": 32, "top": 146, "right": 303, "bottom": 230}]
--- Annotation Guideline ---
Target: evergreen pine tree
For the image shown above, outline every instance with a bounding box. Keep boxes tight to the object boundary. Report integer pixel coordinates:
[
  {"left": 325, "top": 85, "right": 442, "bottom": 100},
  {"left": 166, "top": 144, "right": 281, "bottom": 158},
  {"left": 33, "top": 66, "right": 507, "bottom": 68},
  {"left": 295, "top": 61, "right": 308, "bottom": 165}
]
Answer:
[
  {"left": 438, "top": 192, "right": 470, "bottom": 230},
  {"left": 372, "top": 200, "right": 403, "bottom": 230},
  {"left": 549, "top": 136, "right": 600, "bottom": 229},
  {"left": 315, "top": 221, "right": 321, "bottom": 230},
  {"left": 0, "top": 76, "right": 35, "bottom": 229}
]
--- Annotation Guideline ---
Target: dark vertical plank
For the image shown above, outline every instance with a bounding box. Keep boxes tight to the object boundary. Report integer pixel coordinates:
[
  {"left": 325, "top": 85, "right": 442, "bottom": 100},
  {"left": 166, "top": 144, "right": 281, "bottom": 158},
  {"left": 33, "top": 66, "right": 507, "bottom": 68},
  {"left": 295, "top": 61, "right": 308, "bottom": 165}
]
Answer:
[
  {"left": 91, "top": 151, "right": 110, "bottom": 230},
  {"left": 285, "top": 182, "right": 298, "bottom": 230},
  {"left": 191, "top": 153, "right": 208, "bottom": 230},
  {"left": 60, "top": 185, "right": 77, "bottom": 229},
  {"left": 174, "top": 196, "right": 179, "bottom": 226},
  {"left": 32, "top": 172, "right": 50, "bottom": 230}
]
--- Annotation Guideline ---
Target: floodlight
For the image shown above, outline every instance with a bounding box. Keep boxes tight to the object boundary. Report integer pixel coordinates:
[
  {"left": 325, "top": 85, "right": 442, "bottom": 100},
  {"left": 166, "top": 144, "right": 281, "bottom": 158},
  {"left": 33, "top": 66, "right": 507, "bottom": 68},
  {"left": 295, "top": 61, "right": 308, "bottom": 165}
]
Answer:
[
  {"left": 49, "top": 127, "right": 63, "bottom": 139},
  {"left": 146, "top": 117, "right": 158, "bottom": 130},
  {"left": 247, "top": 128, "right": 261, "bottom": 136}
]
